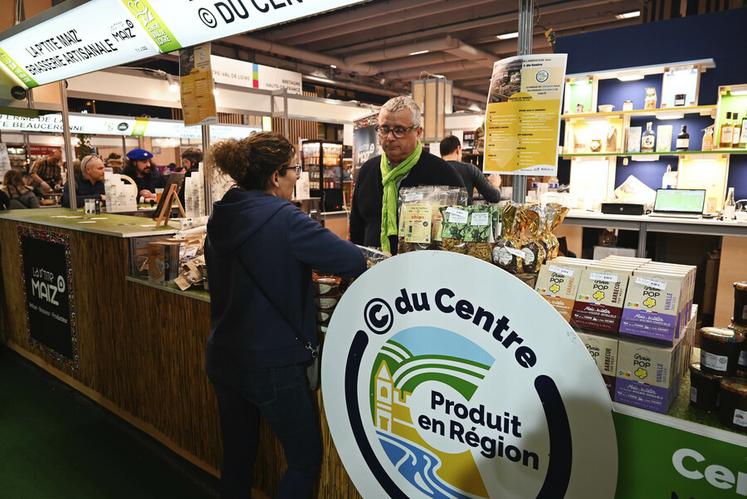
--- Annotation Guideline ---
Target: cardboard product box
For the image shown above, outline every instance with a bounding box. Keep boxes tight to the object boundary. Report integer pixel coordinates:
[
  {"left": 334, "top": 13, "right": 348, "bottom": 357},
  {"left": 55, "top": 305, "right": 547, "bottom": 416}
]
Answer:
[
  {"left": 576, "top": 330, "right": 618, "bottom": 398},
  {"left": 615, "top": 337, "right": 685, "bottom": 413},
  {"left": 536, "top": 262, "right": 586, "bottom": 322},
  {"left": 620, "top": 271, "right": 687, "bottom": 345},
  {"left": 148, "top": 241, "right": 182, "bottom": 284},
  {"left": 571, "top": 267, "right": 631, "bottom": 334},
  {"left": 601, "top": 256, "right": 651, "bottom": 266},
  {"left": 638, "top": 263, "right": 696, "bottom": 331}
]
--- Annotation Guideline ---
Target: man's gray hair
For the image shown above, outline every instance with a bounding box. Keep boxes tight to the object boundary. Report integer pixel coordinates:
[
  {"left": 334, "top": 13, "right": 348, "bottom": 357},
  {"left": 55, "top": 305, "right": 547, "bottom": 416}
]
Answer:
[{"left": 380, "top": 96, "right": 422, "bottom": 127}]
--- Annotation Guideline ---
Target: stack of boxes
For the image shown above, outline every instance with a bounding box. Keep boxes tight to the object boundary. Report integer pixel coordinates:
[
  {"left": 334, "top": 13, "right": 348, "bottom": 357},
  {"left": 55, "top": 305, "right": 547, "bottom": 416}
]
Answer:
[{"left": 536, "top": 255, "right": 697, "bottom": 414}]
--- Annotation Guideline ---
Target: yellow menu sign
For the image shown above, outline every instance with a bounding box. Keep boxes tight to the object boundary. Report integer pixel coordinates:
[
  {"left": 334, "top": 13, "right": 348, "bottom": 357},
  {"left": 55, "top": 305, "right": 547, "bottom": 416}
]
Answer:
[
  {"left": 483, "top": 54, "right": 567, "bottom": 175},
  {"left": 179, "top": 43, "right": 218, "bottom": 126}
]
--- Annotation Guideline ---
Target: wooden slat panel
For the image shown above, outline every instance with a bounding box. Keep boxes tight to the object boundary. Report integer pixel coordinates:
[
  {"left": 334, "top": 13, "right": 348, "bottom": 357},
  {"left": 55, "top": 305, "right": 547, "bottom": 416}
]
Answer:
[{"left": 0, "top": 218, "right": 360, "bottom": 498}]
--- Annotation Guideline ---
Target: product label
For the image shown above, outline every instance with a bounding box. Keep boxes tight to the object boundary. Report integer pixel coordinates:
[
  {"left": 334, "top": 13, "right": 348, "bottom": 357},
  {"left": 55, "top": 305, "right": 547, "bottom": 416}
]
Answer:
[
  {"left": 642, "top": 136, "right": 655, "bottom": 149},
  {"left": 590, "top": 272, "right": 619, "bottom": 283},
  {"left": 522, "top": 247, "right": 536, "bottom": 265},
  {"left": 445, "top": 207, "right": 468, "bottom": 224},
  {"left": 739, "top": 350, "right": 747, "bottom": 368},
  {"left": 742, "top": 304, "right": 747, "bottom": 321},
  {"left": 404, "top": 192, "right": 424, "bottom": 202},
  {"left": 401, "top": 204, "right": 432, "bottom": 244},
  {"left": 571, "top": 302, "right": 622, "bottom": 333},
  {"left": 470, "top": 212, "right": 490, "bottom": 226},
  {"left": 689, "top": 387, "right": 697, "bottom": 403},
  {"left": 619, "top": 309, "right": 679, "bottom": 343},
  {"left": 701, "top": 351, "right": 728, "bottom": 372},
  {"left": 722, "top": 128, "right": 733, "bottom": 144},
  {"left": 734, "top": 409, "right": 747, "bottom": 427},
  {"left": 549, "top": 265, "right": 575, "bottom": 277},
  {"left": 635, "top": 277, "right": 666, "bottom": 291},
  {"left": 506, "top": 247, "right": 527, "bottom": 259},
  {"left": 675, "top": 139, "right": 689, "bottom": 150}
]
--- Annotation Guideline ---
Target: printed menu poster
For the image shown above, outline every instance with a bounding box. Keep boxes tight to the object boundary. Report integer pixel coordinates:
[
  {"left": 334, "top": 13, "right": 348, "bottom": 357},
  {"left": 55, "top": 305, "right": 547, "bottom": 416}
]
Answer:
[
  {"left": 483, "top": 54, "right": 567, "bottom": 175},
  {"left": 179, "top": 43, "right": 218, "bottom": 126}
]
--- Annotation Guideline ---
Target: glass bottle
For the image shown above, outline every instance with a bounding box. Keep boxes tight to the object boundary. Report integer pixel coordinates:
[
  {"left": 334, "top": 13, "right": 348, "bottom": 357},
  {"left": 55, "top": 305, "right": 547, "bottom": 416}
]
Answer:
[
  {"left": 733, "top": 113, "right": 742, "bottom": 147},
  {"left": 724, "top": 187, "right": 736, "bottom": 220},
  {"left": 641, "top": 122, "right": 656, "bottom": 152},
  {"left": 676, "top": 125, "right": 690, "bottom": 151},
  {"left": 740, "top": 111, "right": 747, "bottom": 148},
  {"left": 720, "top": 112, "right": 734, "bottom": 149}
]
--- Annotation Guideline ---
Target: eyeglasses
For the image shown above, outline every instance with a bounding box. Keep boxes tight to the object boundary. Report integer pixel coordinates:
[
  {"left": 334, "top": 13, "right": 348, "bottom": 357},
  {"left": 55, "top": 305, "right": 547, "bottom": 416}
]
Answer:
[
  {"left": 375, "top": 124, "right": 418, "bottom": 138},
  {"left": 284, "top": 165, "right": 302, "bottom": 176}
]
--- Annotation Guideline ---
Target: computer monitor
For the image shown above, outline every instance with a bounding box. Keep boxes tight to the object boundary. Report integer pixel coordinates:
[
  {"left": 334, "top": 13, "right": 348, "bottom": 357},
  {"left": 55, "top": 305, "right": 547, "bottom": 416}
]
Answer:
[{"left": 653, "top": 188, "right": 706, "bottom": 215}]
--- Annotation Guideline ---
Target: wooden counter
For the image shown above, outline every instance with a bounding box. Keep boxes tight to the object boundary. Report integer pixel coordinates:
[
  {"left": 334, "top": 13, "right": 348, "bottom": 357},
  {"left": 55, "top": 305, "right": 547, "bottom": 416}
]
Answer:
[{"left": 0, "top": 214, "right": 360, "bottom": 498}]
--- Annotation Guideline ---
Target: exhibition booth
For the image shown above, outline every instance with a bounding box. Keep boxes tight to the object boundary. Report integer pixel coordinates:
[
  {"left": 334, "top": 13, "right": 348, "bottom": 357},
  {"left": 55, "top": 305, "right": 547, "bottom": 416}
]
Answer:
[{"left": 0, "top": 3, "right": 746, "bottom": 499}]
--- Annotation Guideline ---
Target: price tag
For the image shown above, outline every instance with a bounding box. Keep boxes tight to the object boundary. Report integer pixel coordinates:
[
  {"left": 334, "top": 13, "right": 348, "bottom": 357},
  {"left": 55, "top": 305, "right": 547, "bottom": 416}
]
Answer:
[
  {"left": 590, "top": 272, "right": 618, "bottom": 283},
  {"left": 549, "top": 265, "right": 575, "bottom": 277},
  {"left": 635, "top": 277, "right": 667, "bottom": 290},
  {"left": 446, "top": 207, "right": 468, "bottom": 224},
  {"left": 470, "top": 212, "right": 490, "bottom": 226}
]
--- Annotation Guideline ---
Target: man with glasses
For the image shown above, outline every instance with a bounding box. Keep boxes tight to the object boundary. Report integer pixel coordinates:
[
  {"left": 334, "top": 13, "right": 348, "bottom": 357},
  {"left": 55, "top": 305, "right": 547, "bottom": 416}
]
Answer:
[
  {"left": 349, "top": 96, "right": 464, "bottom": 255},
  {"left": 61, "top": 154, "right": 106, "bottom": 208}
]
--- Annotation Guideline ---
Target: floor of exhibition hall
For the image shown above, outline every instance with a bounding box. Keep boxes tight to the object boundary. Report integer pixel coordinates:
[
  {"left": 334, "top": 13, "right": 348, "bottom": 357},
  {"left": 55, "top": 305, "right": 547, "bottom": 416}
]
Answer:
[{"left": 0, "top": 346, "right": 219, "bottom": 499}]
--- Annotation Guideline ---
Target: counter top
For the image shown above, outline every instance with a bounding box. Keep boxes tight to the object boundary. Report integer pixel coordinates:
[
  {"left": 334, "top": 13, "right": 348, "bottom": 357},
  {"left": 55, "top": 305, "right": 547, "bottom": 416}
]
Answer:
[
  {"left": 126, "top": 276, "right": 210, "bottom": 302},
  {"left": 564, "top": 209, "right": 747, "bottom": 237},
  {"left": 0, "top": 208, "right": 178, "bottom": 238}
]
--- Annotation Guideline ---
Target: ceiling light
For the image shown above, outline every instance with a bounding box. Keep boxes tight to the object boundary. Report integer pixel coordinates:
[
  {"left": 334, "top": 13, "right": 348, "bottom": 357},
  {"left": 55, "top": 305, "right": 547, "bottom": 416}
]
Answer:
[
  {"left": 616, "top": 10, "right": 640, "bottom": 19},
  {"left": 408, "top": 50, "right": 430, "bottom": 56},
  {"left": 305, "top": 75, "right": 336, "bottom": 85},
  {"left": 496, "top": 32, "right": 519, "bottom": 40},
  {"left": 617, "top": 74, "right": 644, "bottom": 82}
]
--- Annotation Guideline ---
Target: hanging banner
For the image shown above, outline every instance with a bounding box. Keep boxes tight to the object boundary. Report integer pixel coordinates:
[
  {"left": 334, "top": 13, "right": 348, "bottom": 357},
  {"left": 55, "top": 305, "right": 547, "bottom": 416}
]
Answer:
[
  {"left": 19, "top": 226, "right": 78, "bottom": 367},
  {"left": 0, "top": 0, "right": 366, "bottom": 89},
  {"left": 180, "top": 43, "right": 217, "bottom": 126},
  {"left": 210, "top": 55, "right": 302, "bottom": 94},
  {"left": 353, "top": 114, "right": 378, "bottom": 178},
  {"left": 0, "top": 113, "right": 256, "bottom": 139},
  {"left": 483, "top": 54, "right": 567, "bottom": 176},
  {"left": 323, "top": 251, "right": 617, "bottom": 498}
]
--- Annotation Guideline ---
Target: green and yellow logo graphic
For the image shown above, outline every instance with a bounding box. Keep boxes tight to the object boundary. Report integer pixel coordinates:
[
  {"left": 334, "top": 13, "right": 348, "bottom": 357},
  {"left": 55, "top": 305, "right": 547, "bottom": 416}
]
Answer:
[
  {"left": 369, "top": 326, "right": 496, "bottom": 498},
  {"left": 643, "top": 297, "right": 656, "bottom": 309}
]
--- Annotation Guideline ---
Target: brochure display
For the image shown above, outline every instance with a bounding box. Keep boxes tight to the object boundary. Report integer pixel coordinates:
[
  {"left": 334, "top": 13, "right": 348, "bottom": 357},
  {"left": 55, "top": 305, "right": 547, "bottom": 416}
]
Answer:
[
  {"left": 483, "top": 54, "right": 567, "bottom": 176},
  {"left": 179, "top": 43, "right": 217, "bottom": 126}
]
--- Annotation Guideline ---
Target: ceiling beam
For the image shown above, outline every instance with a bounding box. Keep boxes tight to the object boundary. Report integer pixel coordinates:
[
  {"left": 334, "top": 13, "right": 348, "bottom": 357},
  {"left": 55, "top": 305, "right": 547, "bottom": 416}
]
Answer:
[{"left": 325, "top": 0, "right": 630, "bottom": 55}]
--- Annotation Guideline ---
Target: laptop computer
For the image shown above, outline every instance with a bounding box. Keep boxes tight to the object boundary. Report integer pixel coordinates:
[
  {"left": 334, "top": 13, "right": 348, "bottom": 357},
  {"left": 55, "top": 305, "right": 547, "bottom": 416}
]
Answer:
[{"left": 649, "top": 188, "right": 706, "bottom": 219}]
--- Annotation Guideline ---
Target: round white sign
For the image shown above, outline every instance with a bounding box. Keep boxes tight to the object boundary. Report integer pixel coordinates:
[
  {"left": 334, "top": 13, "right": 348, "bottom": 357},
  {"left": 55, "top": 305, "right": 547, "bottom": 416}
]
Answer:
[{"left": 322, "top": 251, "right": 617, "bottom": 499}]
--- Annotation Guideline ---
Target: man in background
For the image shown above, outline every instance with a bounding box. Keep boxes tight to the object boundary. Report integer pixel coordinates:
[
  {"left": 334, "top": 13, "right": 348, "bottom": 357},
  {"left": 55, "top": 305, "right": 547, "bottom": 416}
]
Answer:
[
  {"left": 440, "top": 135, "right": 500, "bottom": 205},
  {"left": 30, "top": 149, "right": 63, "bottom": 194},
  {"left": 349, "top": 96, "right": 464, "bottom": 254}
]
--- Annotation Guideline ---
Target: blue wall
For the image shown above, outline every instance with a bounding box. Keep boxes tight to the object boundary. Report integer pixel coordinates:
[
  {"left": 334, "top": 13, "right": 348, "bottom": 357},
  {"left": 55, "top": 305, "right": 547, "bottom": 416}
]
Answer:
[{"left": 556, "top": 9, "right": 747, "bottom": 200}]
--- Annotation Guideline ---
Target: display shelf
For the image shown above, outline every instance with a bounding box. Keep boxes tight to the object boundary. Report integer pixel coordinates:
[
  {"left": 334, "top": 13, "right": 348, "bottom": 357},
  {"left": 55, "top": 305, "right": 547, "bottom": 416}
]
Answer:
[
  {"left": 560, "top": 149, "right": 744, "bottom": 158},
  {"left": 126, "top": 276, "right": 210, "bottom": 303},
  {"left": 562, "top": 105, "right": 716, "bottom": 120}
]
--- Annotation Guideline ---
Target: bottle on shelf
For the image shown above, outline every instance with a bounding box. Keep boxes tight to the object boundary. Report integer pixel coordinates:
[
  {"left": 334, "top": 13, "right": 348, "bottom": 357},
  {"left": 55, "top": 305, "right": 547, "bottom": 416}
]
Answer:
[
  {"left": 733, "top": 113, "right": 743, "bottom": 148},
  {"left": 662, "top": 164, "right": 678, "bottom": 189},
  {"left": 720, "top": 112, "right": 734, "bottom": 149},
  {"left": 724, "top": 187, "right": 736, "bottom": 220},
  {"left": 740, "top": 111, "right": 747, "bottom": 149},
  {"left": 676, "top": 125, "right": 690, "bottom": 151},
  {"left": 641, "top": 122, "right": 656, "bottom": 152}
]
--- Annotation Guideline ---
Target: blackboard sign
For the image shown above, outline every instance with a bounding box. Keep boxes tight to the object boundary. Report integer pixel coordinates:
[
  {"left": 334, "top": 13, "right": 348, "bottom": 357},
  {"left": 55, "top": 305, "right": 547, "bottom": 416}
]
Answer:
[{"left": 19, "top": 227, "right": 77, "bottom": 363}]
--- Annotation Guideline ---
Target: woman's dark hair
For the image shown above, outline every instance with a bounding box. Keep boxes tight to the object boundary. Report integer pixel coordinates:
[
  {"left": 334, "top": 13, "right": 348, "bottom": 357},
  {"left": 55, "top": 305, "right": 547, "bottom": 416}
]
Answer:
[
  {"left": 211, "top": 132, "right": 295, "bottom": 191},
  {"left": 3, "top": 169, "right": 28, "bottom": 198}
]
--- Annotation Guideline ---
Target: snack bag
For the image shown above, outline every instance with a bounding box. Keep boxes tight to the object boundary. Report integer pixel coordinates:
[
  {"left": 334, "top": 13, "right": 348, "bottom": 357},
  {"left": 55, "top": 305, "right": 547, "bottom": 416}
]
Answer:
[
  {"left": 493, "top": 203, "right": 524, "bottom": 273},
  {"left": 517, "top": 205, "right": 547, "bottom": 273},
  {"left": 398, "top": 186, "right": 467, "bottom": 253}
]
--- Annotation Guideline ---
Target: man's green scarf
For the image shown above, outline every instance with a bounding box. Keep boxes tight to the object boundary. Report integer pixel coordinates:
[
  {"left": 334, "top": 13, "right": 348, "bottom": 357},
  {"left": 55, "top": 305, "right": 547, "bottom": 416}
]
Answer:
[{"left": 380, "top": 142, "right": 423, "bottom": 253}]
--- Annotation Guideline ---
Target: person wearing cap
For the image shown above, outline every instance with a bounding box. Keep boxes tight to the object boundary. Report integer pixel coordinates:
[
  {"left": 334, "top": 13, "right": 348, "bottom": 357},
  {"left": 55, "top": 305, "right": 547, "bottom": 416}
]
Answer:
[
  {"left": 62, "top": 154, "right": 106, "bottom": 208},
  {"left": 122, "top": 148, "right": 165, "bottom": 201}
]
